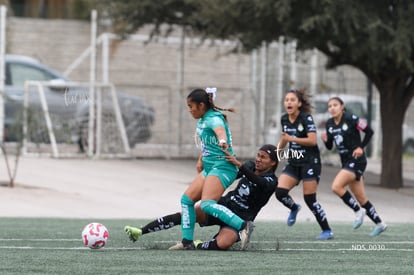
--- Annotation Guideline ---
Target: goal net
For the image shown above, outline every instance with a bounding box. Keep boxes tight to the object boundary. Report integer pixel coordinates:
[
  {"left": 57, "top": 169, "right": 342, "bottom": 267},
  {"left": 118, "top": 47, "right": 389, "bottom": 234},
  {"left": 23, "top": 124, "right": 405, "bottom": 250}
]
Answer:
[{"left": 19, "top": 81, "right": 131, "bottom": 157}]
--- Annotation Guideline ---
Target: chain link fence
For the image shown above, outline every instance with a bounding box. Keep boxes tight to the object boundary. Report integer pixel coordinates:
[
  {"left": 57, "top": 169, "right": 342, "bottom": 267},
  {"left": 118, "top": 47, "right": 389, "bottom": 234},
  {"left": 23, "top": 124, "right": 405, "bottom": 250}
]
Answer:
[{"left": 5, "top": 16, "right": 414, "bottom": 159}]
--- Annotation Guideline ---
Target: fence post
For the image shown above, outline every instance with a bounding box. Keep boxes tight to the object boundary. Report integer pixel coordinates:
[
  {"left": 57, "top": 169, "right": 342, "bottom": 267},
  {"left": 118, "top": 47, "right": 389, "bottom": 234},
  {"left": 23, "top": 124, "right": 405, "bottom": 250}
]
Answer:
[
  {"left": 88, "top": 9, "right": 97, "bottom": 157},
  {"left": 259, "top": 41, "right": 267, "bottom": 145},
  {"left": 0, "top": 5, "right": 7, "bottom": 143},
  {"left": 274, "top": 37, "right": 285, "bottom": 140},
  {"left": 250, "top": 50, "right": 258, "bottom": 148},
  {"left": 37, "top": 83, "right": 59, "bottom": 158},
  {"left": 310, "top": 48, "right": 318, "bottom": 96},
  {"left": 289, "top": 40, "right": 297, "bottom": 89},
  {"left": 177, "top": 25, "right": 185, "bottom": 156},
  {"left": 102, "top": 33, "right": 109, "bottom": 84}
]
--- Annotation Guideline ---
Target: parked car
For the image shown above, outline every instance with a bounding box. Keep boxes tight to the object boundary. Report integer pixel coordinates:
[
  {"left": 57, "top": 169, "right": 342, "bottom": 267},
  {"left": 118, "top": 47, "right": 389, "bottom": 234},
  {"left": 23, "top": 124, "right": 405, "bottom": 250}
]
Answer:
[
  {"left": 3, "top": 54, "right": 155, "bottom": 151},
  {"left": 312, "top": 94, "right": 414, "bottom": 154}
]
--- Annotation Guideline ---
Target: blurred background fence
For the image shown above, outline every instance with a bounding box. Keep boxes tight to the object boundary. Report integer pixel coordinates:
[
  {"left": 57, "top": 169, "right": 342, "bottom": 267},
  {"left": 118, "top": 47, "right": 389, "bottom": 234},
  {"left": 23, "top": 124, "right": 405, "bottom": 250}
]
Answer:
[{"left": 3, "top": 13, "right": 414, "bottom": 159}]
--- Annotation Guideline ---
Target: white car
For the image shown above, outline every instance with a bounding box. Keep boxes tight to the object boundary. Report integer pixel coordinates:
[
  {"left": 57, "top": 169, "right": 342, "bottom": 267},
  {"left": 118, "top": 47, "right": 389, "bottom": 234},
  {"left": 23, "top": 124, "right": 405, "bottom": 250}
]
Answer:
[{"left": 4, "top": 54, "right": 155, "bottom": 151}]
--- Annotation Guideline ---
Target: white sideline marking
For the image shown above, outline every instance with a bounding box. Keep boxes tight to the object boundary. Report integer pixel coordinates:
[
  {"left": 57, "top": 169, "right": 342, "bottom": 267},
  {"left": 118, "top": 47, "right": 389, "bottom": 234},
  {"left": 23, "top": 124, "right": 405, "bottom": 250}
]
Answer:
[
  {"left": 264, "top": 248, "right": 414, "bottom": 252},
  {"left": 0, "top": 238, "right": 79, "bottom": 242},
  {"left": 252, "top": 240, "right": 414, "bottom": 244},
  {"left": 1, "top": 239, "right": 414, "bottom": 245},
  {"left": 0, "top": 246, "right": 143, "bottom": 250},
  {"left": 0, "top": 246, "right": 412, "bottom": 252},
  {"left": 0, "top": 239, "right": 412, "bottom": 252}
]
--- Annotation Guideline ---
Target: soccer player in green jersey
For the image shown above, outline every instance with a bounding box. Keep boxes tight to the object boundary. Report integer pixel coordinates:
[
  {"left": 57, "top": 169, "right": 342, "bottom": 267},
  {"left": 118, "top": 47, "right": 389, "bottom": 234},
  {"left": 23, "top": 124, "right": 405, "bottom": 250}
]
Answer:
[
  {"left": 173, "top": 87, "right": 253, "bottom": 250},
  {"left": 125, "top": 144, "right": 278, "bottom": 250}
]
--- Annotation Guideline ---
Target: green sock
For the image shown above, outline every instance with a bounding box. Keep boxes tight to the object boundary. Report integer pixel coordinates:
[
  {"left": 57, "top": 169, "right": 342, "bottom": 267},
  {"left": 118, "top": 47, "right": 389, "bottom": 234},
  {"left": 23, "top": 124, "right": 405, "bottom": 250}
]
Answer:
[
  {"left": 200, "top": 199, "right": 244, "bottom": 230},
  {"left": 180, "top": 194, "right": 196, "bottom": 241}
]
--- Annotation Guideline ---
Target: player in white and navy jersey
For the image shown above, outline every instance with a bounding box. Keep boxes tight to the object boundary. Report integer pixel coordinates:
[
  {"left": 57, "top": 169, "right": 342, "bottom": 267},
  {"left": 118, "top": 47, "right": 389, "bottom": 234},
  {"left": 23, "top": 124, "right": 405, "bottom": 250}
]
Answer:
[
  {"left": 321, "top": 96, "right": 387, "bottom": 236},
  {"left": 275, "top": 89, "right": 333, "bottom": 240},
  {"left": 124, "top": 144, "right": 278, "bottom": 250}
]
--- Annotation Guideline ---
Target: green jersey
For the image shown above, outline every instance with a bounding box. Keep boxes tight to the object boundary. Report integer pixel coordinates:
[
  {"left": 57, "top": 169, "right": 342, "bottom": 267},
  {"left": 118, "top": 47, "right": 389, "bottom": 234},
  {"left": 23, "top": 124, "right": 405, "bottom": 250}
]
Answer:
[{"left": 196, "top": 109, "right": 235, "bottom": 168}]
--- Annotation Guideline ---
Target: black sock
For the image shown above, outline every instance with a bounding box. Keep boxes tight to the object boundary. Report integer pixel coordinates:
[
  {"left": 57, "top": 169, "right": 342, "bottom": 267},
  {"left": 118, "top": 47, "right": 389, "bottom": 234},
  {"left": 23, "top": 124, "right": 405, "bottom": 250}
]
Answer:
[
  {"left": 275, "top": 187, "right": 298, "bottom": 210},
  {"left": 197, "top": 238, "right": 224, "bottom": 250},
  {"left": 141, "top": 212, "right": 181, "bottom": 234},
  {"left": 340, "top": 191, "right": 360, "bottom": 212},
  {"left": 182, "top": 238, "right": 194, "bottom": 246},
  {"left": 304, "top": 193, "right": 331, "bottom": 231},
  {"left": 362, "top": 201, "right": 382, "bottom": 224}
]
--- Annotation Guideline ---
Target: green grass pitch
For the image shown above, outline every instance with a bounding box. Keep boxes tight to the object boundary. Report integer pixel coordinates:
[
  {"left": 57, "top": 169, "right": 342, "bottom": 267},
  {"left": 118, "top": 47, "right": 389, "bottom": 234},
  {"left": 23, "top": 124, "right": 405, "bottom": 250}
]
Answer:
[{"left": 0, "top": 218, "right": 412, "bottom": 274}]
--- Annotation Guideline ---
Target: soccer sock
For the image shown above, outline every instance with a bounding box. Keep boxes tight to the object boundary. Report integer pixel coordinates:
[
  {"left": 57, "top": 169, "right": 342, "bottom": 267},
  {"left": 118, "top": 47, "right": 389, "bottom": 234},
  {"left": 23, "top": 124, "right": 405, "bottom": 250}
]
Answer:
[
  {"left": 200, "top": 199, "right": 244, "bottom": 231},
  {"left": 275, "top": 187, "right": 298, "bottom": 210},
  {"left": 340, "top": 191, "right": 361, "bottom": 212},
  {"left": 304, "top": 193, "right": 331, "bottom": 231},
  {"left": 362, "top": 201, "right": 382, "bottom": 224},
  {"left": 141, "top": 212, "right": 181, "bottom": 234},
  {"left": 181, "top": 194, "right": 196, "bottom": 241},
  {"left": 197, "top": 238, "right": 224, "bottom": 250}
]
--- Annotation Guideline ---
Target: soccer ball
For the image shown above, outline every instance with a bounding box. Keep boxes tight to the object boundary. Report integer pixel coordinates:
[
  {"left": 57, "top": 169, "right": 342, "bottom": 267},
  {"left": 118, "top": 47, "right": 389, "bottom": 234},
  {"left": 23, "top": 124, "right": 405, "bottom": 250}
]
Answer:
[{"left": 81, "top": 222, "right": 109, "bottom": 249}]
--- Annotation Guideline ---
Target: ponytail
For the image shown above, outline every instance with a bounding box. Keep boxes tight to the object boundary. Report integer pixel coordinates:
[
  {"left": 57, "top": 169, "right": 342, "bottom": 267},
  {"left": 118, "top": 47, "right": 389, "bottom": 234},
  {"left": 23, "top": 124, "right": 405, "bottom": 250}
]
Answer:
[{"left": 188, "top": 87, "right": 235, "bottom": 122}]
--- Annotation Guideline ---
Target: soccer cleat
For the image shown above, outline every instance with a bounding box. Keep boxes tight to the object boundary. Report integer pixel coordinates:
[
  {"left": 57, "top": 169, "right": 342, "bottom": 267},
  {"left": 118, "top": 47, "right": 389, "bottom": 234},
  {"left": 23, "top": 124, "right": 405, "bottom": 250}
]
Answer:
[
  {"left": 240, "top": 221, "right": 255, "bottom": 250},
  {"left": 353, "top": 208, "right": 366, "bottom": 229},
  {"left": 370, "top": 223, "right": 387, "bottom": 237},
  {"left": 168, "top": 240, "right": 195, "bottom": 250},
  {"left": 287, "top": 204, "right": 301, "bottom": 226},
  {"left": 317, "top": 230, "right": 334, "bottom": 240},
  {"left": 124, "top": 226, "right": 142, "bottom": 242},
  {"left": 193, "top": 240, "right": 203, "bottom": 249}
]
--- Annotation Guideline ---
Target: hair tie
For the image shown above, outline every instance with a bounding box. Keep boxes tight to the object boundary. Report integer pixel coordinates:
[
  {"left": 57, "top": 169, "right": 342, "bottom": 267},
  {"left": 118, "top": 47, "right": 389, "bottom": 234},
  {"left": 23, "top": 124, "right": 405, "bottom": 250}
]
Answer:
[{"left": 206, "top": 87, "right": 217, "bottom": 101}]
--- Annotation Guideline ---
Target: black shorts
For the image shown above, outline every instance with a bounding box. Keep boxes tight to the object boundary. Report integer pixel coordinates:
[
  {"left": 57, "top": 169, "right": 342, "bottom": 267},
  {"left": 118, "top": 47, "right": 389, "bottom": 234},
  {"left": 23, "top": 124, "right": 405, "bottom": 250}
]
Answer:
[
  {"left": 199, "top": 214, "right": 224, "bottom": 227},
  {"left": 282, "top": 163, "right": 321, "bottom": 183},
  {"left": 342, "top": 157, "right": 367, "bottom": 181}
]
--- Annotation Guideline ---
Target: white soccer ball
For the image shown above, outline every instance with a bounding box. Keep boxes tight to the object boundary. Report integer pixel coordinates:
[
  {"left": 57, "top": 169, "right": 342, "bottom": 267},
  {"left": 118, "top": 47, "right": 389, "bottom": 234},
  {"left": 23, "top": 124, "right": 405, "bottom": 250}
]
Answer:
[{"left": 81, "top": 222, "right": 109, "bottom": 249}]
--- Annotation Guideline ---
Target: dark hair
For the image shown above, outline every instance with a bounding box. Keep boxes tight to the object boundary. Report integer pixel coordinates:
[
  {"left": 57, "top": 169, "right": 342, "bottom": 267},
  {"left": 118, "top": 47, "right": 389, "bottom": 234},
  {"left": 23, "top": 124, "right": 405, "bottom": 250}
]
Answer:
[
  {"left": 259, "top": 144, "right": 279, "bottom": 172},
  {"left": 328, "top": 96, "right": 347, "bottom": 112},
  {"left": 286, "top": 88, "right": 313, "bottom": 114},
  {"left": 187, "top": 88, "right": 235, "bottom": 121},
  {"left": 329, "top": 96, "right": 344, "bottom": 105}
]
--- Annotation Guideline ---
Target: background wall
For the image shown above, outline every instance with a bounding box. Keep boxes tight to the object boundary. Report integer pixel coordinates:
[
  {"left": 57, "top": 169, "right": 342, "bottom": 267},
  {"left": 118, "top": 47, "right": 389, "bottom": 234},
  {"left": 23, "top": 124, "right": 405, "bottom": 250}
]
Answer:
[{"left": 6, "top": 17, "right": 414, "bottom": 158}]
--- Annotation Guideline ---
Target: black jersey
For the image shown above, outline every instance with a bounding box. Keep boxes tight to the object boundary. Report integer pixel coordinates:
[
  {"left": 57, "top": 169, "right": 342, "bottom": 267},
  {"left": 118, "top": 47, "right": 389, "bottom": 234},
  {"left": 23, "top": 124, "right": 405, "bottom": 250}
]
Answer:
[
  {"left": 325, "top": 112, "right": 373, "bottom": 164},
  {"left": 219, "top": 161, "right": 277, "bottom": 222},
  {"left": 280, "top": 111, "right": 321, "bottom": 165}
]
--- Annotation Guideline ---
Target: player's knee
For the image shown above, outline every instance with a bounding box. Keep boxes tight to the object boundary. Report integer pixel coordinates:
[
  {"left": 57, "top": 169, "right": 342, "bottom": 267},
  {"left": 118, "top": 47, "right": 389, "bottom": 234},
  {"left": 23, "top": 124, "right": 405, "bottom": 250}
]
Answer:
[
  {"left": 275, "top": 187, "right": 289, "bottom": 202},
  {"left": 216, "top": 238, "right": 234, "bottom": 250},
  {"left": 216, "top": 229, "right": 238, "bottom": 250},
  {"left": 181, "top": 194, "right": 195, "bottom": 206},
  {"left": 200, "top": 199, "right": 216, "bottom": 213},
  {"left": 331, "top": 183, "right": 342, "bottom": 195}
]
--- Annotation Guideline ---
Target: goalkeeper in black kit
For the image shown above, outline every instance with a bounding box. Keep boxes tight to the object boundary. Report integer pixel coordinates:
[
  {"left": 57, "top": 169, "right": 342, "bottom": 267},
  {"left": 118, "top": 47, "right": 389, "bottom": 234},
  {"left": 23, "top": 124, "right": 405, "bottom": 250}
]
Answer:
[{"left": 124, "top": 144, "right": 278, "bottom": 250}]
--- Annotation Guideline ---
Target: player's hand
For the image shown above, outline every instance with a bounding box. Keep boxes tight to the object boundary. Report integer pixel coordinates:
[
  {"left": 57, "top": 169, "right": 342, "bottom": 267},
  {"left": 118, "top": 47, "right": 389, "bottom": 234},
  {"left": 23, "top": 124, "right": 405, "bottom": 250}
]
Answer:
[
  {"left": 196, "top": 156, "right": 203, "bottom": 173},
  {"left": 218, "top": 139, "right": 229, "bottom": 150},
  {"left": 281, "top": 132, "right": 291, "bottom": 143},
  {"left": 352, "top": 147, "right": 363, "bottom": 158},
  {"left": 224, "top": 150, "right": 241, "bottom": 168},
  {"left": 321, "top": 132, "right": 327, "bottom": 142}
]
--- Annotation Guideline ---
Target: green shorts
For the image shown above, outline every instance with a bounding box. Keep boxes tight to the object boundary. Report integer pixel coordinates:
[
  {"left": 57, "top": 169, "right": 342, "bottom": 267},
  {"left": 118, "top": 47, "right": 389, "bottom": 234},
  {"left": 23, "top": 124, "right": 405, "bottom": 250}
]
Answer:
[{"left": 202, "top": 160, "right": 238, "bottom": 189}]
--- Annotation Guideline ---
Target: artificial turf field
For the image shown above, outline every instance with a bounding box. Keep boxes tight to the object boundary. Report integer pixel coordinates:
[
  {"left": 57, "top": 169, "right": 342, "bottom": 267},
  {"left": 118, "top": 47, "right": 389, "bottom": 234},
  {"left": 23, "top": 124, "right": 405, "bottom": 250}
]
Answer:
[{"left": 0, "top": 218, "right": 412, "bottom": 274}]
